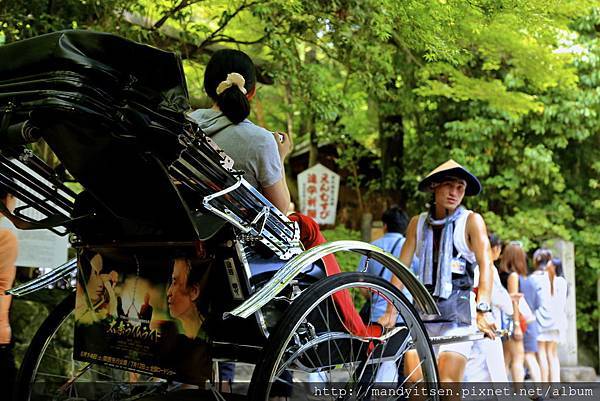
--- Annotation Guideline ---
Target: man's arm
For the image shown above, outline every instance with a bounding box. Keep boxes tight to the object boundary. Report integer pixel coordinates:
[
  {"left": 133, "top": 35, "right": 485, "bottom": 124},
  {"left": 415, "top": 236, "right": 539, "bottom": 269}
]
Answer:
[
  {"left": 389, "top": 216, "right": 418, "bottom": 289},
  {"left": 466, "top": 212, "right": 497, "bottom": 338}
]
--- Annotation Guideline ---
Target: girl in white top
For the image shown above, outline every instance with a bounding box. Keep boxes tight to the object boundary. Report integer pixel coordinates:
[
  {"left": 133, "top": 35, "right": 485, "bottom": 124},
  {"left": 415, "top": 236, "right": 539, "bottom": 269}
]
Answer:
[
  {"left": 549, "top": 259, "right": 568, "bottom": 344},
  {"left": 499, "top": 243, "right": 542, "bottom": 388},
  {"left": 530, "top": 250, "right": 567, "bottom": 383}
]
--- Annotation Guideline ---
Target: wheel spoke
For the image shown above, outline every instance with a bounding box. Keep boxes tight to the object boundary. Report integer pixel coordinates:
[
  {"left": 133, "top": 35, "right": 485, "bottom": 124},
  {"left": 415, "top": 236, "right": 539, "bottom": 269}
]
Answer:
[
  {"left": 20, "top": 294, "right": 167, "bottom": 401},
  {"left": 315, "top": 298, "right": 355, "bottom": 379},
  {"left": 253, "top": 273, "right": 439, "bottom": 401},
  {"left": 400, "top": 357, "right": 425, "bottom": 388}
]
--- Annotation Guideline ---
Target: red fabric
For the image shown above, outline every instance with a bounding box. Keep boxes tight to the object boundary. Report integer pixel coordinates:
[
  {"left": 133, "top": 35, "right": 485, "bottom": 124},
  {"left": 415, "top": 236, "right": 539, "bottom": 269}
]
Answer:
[
  {"left": 289, "top": 213, "right": 371, "bottom": 337},
  {"left": 519, "top": 315, "right": 527, "bottom": 333},
  {"left": 365, "top": 323, "right": 383, "bottom": 337}
]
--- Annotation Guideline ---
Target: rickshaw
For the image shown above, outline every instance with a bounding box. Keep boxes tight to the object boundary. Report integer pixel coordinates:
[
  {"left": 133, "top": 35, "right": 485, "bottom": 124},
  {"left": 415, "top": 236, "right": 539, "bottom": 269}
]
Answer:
[{"left": 0, "top": 30, "right": 492, "bottom": 401}]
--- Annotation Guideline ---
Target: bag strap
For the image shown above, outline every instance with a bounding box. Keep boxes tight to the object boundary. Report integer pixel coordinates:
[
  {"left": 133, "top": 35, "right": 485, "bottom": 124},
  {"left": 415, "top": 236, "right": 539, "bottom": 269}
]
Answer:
[
  {"left": 205, "top": 113, "right": 233, "bottom": 137},
  {"left": 376, "top": 236, "right": 404, "bottom": 277}
]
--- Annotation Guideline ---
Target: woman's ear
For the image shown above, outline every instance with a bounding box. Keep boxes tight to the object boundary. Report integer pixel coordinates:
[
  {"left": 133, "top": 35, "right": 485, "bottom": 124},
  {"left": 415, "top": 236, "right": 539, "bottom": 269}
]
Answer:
[
  {"left": 189, "top": 283, "right": 201, "bottom": 302},
  {"left": 246, "top": 85, "right": 256, "bottom": 100}
]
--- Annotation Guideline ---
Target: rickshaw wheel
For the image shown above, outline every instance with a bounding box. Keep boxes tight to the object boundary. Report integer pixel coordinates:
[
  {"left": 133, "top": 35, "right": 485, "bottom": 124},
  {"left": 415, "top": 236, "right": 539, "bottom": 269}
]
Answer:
[
  {"left": 249, "top": 272, "right": 439, "bottom": 401},
  {"left": 14, "top": 293, "right": 166, "bottom": 401}
]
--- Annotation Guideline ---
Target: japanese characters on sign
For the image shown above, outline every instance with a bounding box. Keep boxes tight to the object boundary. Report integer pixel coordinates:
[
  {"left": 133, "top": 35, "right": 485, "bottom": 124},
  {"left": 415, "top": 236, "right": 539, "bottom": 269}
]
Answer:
[{"left": 297, "top": 164, "right": 340, "bottom": 225}]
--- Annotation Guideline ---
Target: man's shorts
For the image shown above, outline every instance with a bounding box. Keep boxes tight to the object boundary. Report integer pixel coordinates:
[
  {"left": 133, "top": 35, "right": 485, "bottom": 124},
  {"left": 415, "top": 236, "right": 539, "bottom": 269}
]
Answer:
[{"left": 424, "top": 321, "right": 477, "bottom": 359}]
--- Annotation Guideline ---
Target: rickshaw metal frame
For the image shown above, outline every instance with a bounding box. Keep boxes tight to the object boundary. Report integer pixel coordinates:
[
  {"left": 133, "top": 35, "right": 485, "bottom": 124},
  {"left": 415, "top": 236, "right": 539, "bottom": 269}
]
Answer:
[
  {"left": 227, "top": 240, "right": 440, "bottom": 320},
  {"left": 8, "top": 258, "right": 77, "bottom": 296}
]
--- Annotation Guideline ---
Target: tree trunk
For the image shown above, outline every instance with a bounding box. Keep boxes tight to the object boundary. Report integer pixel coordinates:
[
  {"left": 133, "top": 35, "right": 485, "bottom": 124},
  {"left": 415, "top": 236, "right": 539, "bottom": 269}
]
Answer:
[
  {"left": 283, "top": 82, "right": 298, "bottom": 205},
  {"left": 305, "top": 47, "right": 318, "bottom": 168},
  {"left": 379, "top": 113, "right": 405, "bottom": 207},
  {"left": 253, "top": 95, "right": 266, "bottom": 127},
  {"left": 360, "top": 212, "right": 373, "bottom": 242},
  {"left": 308, "top": 116, "right": 318, "bottom": 167},
  {"left": 284, "top": 82, "right": 294, "bottom": 140}
]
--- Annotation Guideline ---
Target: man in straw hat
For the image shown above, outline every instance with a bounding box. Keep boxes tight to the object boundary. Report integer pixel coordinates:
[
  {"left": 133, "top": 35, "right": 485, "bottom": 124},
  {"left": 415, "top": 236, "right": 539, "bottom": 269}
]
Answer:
[{"left": 379, "top": 159, "right": 496, "bottom": 385}]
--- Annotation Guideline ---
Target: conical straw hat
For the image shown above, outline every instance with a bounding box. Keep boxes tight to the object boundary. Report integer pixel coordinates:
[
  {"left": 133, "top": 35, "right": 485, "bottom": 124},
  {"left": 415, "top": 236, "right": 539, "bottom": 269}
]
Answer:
[{"left": 418, "top": 159, "right": 481, "bottom": 196}]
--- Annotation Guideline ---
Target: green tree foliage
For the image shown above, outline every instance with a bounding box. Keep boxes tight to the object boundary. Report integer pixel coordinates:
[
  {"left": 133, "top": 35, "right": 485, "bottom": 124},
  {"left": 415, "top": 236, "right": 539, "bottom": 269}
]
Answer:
[
  {"left": 1, "top": 0, "right": 599, "bottom": 367},
  {"left": 401, "top": 6, "right": 600, "bottom": 365}
]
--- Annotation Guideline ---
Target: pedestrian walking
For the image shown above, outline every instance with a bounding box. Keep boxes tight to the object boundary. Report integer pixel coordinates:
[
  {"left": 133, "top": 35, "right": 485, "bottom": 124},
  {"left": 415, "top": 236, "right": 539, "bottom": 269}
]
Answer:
[
  {"left": 0, "top": 183, "right": 19, "bottom": 396},
  {"left": 499, "top": 243, "right": 541, "bottom": 387},
  {"left": 531, "top": 251, "right": 567, "bottom": 383},
  {"left": 378, "top": 159, "right": 497, "bottom": 394}
]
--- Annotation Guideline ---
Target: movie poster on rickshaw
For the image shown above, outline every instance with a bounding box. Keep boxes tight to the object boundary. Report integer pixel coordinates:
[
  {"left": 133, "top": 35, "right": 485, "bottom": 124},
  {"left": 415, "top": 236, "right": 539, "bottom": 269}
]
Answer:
[
  {"left": 73, "top": 248, "right": 213, "bottom": 384},
  {"left": 297, "top": 163, "right": 340, "bottom": 225}
]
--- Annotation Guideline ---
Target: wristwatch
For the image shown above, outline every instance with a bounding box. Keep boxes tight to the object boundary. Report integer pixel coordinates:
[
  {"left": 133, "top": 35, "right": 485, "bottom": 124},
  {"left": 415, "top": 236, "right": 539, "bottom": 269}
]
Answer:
[{"left": 476, "top": 301, "right": 492, "bottom": 313}]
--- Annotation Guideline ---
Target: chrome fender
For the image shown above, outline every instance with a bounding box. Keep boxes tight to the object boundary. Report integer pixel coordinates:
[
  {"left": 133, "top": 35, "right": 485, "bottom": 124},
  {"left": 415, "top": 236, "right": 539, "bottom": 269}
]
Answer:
[
  {"left": 7, "top": 258, "right": 77, "bottom": 296},
  {"left": 226, "top": 240, "right": 439, "bottom": 319}
]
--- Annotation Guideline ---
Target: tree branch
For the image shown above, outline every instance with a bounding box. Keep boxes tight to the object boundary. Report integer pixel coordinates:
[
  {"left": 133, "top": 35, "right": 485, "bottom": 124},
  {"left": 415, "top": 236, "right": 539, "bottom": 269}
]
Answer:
[
  {"left": 291, "top": 34, "right": 345, "bottom": 65},
  {"left": 121, "top": 9, "right": 274, "bottom": 84},
  {"left": 198, "top": 0, "right": 263, "bottom": 49},
  {"left": 202, "top": 33, "right": 269, "bottom": 47},
  {"left": 390, "top": 32, "right": 423, "bottom": 67},
  {"left": 152, "top": 0, "right": 204, "bottom": 31}
]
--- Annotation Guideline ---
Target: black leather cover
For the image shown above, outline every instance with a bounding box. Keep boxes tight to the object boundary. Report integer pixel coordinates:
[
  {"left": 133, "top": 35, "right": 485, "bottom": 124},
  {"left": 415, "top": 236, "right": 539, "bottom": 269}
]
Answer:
[
  {"left": 0, "top": 30, "right": 189, "bottom": 115},
  {"left": 0, "top": 30, "right": 201, "bottom": 241}
]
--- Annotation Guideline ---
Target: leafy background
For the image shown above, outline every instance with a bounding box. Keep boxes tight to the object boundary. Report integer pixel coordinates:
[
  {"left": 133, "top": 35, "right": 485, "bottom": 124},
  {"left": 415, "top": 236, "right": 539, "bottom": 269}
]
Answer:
[{"left": 1, "top": 0, "right": 599, "bottom": 370}]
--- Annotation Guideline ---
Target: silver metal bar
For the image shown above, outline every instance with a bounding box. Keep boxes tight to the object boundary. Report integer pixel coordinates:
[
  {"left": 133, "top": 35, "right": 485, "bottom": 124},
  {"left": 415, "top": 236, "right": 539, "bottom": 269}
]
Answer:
[
  {"left": 202, "top": 175, "right": 244, "bottom": 205},
  {"left": 7, "top": 258, "right": 77, "bottom": 296},
  {"left": 429, "top": 329, "right": 508, "bottom": 345},
  {"left": 201, "top": 178, "right": 302, "bottom": 260},
  {"left": 202, "top": 179, "right": 252, "bottom": 233},
  {"left": 225, "top": 241, "right": 439, "bottom": 319},
  {"left": 249, "top": 206, "right": 270, "bottom": 234},
  {"left": 232, "top": 240, "right": 270, "bottom": 338},
  {"left": 8, "top": 259, "right": 74, "bottom": 292}
]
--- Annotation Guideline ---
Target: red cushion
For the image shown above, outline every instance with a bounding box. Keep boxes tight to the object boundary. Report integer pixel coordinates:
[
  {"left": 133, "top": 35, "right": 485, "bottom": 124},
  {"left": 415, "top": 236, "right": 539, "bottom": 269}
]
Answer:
[{"left": 289, "top": 213, "right": 368, "bottom": 337}]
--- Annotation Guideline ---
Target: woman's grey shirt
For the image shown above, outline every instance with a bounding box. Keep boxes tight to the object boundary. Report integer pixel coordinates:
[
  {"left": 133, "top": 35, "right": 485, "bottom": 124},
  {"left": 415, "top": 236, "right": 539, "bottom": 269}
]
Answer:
[{"left": 189, "top": 108, "right": 282, "bottom": 190}]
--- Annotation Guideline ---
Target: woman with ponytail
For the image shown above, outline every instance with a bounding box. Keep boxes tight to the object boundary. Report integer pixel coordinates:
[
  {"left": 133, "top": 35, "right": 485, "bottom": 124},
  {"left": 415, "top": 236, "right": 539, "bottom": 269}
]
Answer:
[
  {"left": 547, "top": 258, "right": 568, "bottom": 382},
  {"left": 190, "top": 49, "right": 292, "bottom": 213},
  {"left": 530, "top": 248, "right": 564, "bottom": 382},
  {"left": 498, "top": 243, "right": 541, "bottom": 386},
  {"left": 189, "top": 50, "right": 295, "bottom": 393}
]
